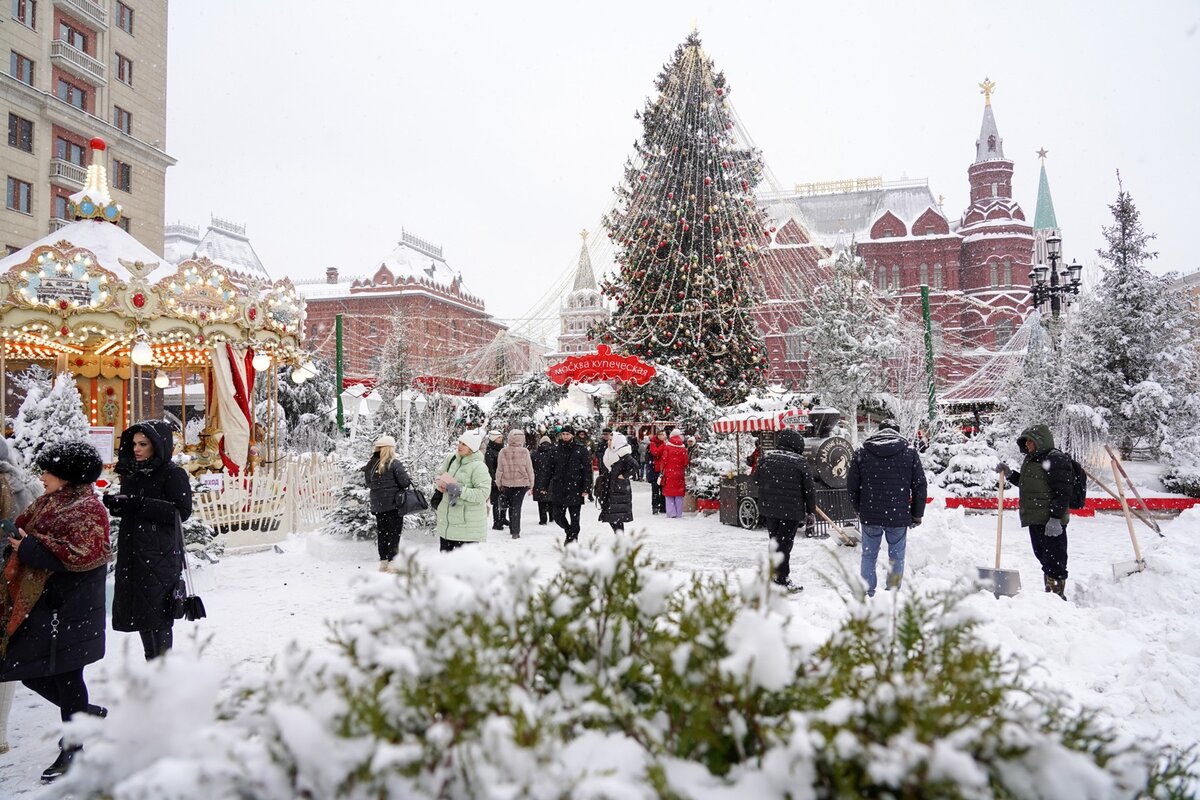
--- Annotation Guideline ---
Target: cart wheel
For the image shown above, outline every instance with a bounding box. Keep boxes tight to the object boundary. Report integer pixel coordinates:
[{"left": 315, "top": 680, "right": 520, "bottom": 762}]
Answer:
[{"left": 737, "top": 497, "right": 759, "bottom": 529}]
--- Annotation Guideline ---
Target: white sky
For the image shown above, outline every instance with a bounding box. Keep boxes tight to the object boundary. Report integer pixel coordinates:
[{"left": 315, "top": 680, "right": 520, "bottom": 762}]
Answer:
[{"left": 165, "top": 0, "right": 1200, "bottom": 336}]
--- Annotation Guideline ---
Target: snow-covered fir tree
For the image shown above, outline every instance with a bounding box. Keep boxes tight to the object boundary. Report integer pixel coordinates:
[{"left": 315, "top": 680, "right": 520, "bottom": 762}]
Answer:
[
  {"left": 1062, "top": 175, "right": 1199, "bottom": 457},
  {"left": 276, "top": 356, "right": 337, "bottom": 432},
  {"left": 937, "top": 434, "right": 1000, "bottom": 498},
  {"left": 594, "top": 31, "right": 769, "bottom": 416},
  {"left": 920, "top": 422, "right": 966, "bottom": 477},
  {"left": 484, "top": 372, "right": 568, "bottom": 431},
  {"left": 793, "top": 244, "right": 902, "bottom": 445},
  {"left": 12, "top": 371, "right": 89, "bottom": 469}
]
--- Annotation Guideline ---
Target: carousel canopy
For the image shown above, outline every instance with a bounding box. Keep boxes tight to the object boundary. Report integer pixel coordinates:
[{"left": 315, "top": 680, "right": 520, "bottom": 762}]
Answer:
[{"left": 711, "top": 407, "right": 810, "bottom": 434}]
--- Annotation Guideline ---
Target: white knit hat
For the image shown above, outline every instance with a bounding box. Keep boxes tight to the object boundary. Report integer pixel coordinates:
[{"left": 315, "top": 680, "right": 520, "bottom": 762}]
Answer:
[
  {"left": 459, "top": 430, "right": 484, "bottom": 453},
  {"left": 374, "top": 435, "right": 397, "bottom": 448}
]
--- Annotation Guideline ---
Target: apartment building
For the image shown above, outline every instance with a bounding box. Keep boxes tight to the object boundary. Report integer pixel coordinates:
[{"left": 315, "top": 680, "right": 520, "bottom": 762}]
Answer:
[{"left": 2, "top": 0, "right": 173, "bottom": 255}]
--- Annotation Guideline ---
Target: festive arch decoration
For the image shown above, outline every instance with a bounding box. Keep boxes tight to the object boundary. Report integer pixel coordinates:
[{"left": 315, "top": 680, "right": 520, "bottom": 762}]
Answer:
[{"left": 547, "top": 345, "right": 657, "bottom": 386}]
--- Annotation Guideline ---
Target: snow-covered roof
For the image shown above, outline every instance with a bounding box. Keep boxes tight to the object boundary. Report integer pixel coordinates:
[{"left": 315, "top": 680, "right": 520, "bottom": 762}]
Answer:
[
  {"left": 163, "top": 222, "right": 202, "bottom": 266},
  {"left": 163, "top": 218, "right": 271, "bottom": 283},
  {"left": 0, "top": 219, "right": 170, "bottom": 282},
  {"left": 763, "top": 181, "right": 945, "bottom": 246},
  {"left": 295, "top": 279, "right": 354, "bottom": 300},
  {"left": 377, "top": 232, "right": 470, "bottom": 295}
]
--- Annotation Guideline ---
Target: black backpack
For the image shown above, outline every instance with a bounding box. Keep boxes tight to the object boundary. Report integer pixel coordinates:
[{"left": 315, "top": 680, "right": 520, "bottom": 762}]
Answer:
[{"left": 1067, "top": 455, "right": 1087, "bottom": 510}]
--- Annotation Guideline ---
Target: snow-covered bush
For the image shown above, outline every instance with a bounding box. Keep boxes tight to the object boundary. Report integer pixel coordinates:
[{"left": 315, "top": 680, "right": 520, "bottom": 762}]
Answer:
[
  {"left": 938, "top": 434, "right": 1001, "bottom": 498},
  {"left": 921, "top": 422, "right": 966, "bottom": 477},
  {"left": 1161, "top": 435, "right": 1200, "bottom": 498},
  {"left": 12, "top": 371, "right": 89, "bottom": 469},
  {"left": 59, "top": 537, "right": 1199, "bottom": 799},
  {"left": 686, "top": 435, "right": 736, "bottom": 500}
]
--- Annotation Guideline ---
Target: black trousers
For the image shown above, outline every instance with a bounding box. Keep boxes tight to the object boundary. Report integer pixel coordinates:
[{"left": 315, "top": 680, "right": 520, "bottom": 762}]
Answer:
[
  {"left": 502, "top": 487, "right": 527, "bottom": 536},
  {"left": 765, "top": 517, "right": 799, "bottom": 583},
  {"left": 490, "top": 486, "right": 508, "bottom": 528},
  {"left": 439, "top": 537, "right": 473, "bottom": 553},
  {"left": 140, "top": 624, "right": 174, "bottom": 660},
  {"left": 375, "top": 510, "right": 403, "bottom": 561},
  {"left": 1028, "top": 523, "right": 1069, "bottom": 580},
  {"left": 649, "top": 475, "right": 666, "bottom": 513},
  {"left": 24, "top": 668, "right": 89, "bottom": 723},
  {"left": 553, "top": 503, "right": 582, "bottom": 542},
  {"left": 537, "top": 500, "right": 552, "bottom": 524}
]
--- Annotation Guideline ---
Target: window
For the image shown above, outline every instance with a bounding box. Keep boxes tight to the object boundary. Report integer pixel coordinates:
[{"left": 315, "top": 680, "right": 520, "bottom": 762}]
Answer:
[
  {"left": 116, "top": 2, "right": 134, "bottom": 34},
  {"left": 991, "top": 182, "right": 998, "bottom": 197},
  {"left": 368, "top": 321, "right": 377, "bottom": 337},
  {"left": 919, "top": 263, "right": 928, "bottom": 286},
  {"left": 5, "top": 244, "right": 21, "bottom": 256},
  {"left": 7, "top": 114, "right": 33, "bottom": 152},
  {"left": 995, "top": 319, "right": 1013, "bottom": 347},
  {"left": 6, "top": 177, "right": 32, "bottom": 213},
  {"left": 1003, "top": 259, "right": 1012, "bottom": 286},
  {"left": 52, "top": 194, "right": 70, "bottom": 220},
  {"left": 987, "top": 134, "right": 996, "bottom": 152},
  {"left": 56, "top": 136, "right": 85, "bottom": 165},
  {"left": 13, "top": 0, "right": 36, "bottom": 29},
  {"left": 10, "top": 51, "right": 34, "bottom": 85},
  {"left": 117, "top": 216, "right": 130, "bottom": 232},
  {"left": 112, "top": 159, "right": 131, "bottom": 192},
  {"left": 933, "top": 263, "right": 944, "bottom": 290},
  {"left": 891, "top": 264, "right": 900, "bottom": 290},
  {"left": 58, "top": 22, "right": 87, "bottom": 52},
  {"left": 113, "top": 106, "right": 132, "bottom": 134},
  {"left": 56, "top": 78, "right": 86, "bottom": 110},
  {"left": 989, "top": 262, "right": 998, "bottom": 287},
  {"left": 115, "top": 53, "right": 133, "bottom": 85},
  {"left": 784, "top": 329, "right": 804, "bottom": 362}
]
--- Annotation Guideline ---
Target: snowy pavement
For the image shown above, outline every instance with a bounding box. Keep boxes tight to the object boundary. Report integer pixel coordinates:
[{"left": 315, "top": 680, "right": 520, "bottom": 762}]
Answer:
[{"left": 2, "top": 481, "right": 1198, "bottom": 793}]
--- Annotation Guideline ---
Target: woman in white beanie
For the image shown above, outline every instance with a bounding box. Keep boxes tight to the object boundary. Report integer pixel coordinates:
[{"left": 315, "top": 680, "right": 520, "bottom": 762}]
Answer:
[
  {"left": 433, "top": 430, "right": 492, "bottom": 551},
  {"left": 363, "top": 435, "right": 412, "bottom": 571}
]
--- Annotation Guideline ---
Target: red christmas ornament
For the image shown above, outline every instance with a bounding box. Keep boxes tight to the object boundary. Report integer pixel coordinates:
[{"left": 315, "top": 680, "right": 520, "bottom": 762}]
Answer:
[
  {"left": 131, "top": 292, "right": 146, "bottom": 308},
  {"left": 715, "top": 255, "right": 724, "bottom": 263},
  {"left": 197, "top": 335, "right": 205, "bottom": 343},
  {"left": 703, "top": 176, "right": 712, "bottom": 186}
]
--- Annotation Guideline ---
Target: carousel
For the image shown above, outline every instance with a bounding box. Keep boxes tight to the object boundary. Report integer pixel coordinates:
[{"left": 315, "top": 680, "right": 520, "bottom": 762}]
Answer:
[{"left": 0, "top": 138, "right": 309, "bottom": 478}]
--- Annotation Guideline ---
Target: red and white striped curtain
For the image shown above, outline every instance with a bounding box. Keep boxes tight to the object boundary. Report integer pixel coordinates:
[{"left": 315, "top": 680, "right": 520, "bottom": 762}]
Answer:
[{"left": 212, "top": 344, "right": 257, "bottom": 476}]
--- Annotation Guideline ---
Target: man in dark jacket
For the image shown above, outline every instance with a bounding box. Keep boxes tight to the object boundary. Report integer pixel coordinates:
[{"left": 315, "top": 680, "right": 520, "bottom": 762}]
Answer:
[
  {"left": 997, "top": 423, "right": 1073, "bottom": 598},
  {"left": 532, "top": 434, "right": 556, "bottom": 524},
  {"left": 484, "top": 430, "right": 507, "bottom": 530},
  {"left": 846, "top": 420, "right": 927, "bottom": 597},
  {"left": 755, "top": 429, "right": 816, "bottom": 593},
  {"left": 550, "top": 425, "right": 592, "bottom": 544}
]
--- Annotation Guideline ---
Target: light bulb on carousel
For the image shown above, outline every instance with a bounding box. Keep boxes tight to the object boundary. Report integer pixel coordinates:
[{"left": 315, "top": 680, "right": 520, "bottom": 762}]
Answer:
[
  {"left": 154, "top": 370, "right": 169, "bottom": 389},
  {"left": 130, "top": 336, "right": 154, "bottom": 366},
  {"left": 290, "top": 361, "right": 309, "bottom": 384},
  {"left": 251, "top": 351, "right": 271, "bottom": 372}
]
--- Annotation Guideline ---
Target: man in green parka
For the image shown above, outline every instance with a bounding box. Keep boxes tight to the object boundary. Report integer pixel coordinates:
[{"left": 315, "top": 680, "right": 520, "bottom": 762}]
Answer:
[
  {"left": 997, "top": 424, "right": 1074, "bottom": 598},
  {"left": 434, "top": 430, "right": 491, "bottom": 552}
]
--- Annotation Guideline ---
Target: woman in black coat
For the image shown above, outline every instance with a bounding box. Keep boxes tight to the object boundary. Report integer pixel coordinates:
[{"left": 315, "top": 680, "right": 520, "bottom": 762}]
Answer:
[
  {"left": 531, "top": 435, "right": 555, "bottom": 525},
  {"left": 105, "top": 420, "right": 193, "bottom": 661},
  {"left": 1, "top": 441, "right": 110, "bottom": 781},
  {"left": 362, "top": 434, "right": 411, "bottom": 571},
  {"left": 598, "top": 433, "right": 638, "bottom": 533}
]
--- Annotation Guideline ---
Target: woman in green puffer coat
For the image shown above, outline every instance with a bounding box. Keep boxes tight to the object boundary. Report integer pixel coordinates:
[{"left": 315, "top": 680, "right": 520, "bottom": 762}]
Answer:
[{"left": 433, "top": 430, "right": 492, "bottom": 552}]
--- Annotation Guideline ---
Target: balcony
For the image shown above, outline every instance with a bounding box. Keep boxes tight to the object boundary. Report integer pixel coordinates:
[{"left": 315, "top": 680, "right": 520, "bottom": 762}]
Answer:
[
  {"left": 49, "top": 217, "right": 72, "bottom": 234},
  {"left": 50, "top": 40, "right": 107, "bottom": 86},
  {"left": 52, "top": 0, "right": 107, "bottom": 27},
  {"left": 49, "top": 158, "right": 87, "bottom": 188}
]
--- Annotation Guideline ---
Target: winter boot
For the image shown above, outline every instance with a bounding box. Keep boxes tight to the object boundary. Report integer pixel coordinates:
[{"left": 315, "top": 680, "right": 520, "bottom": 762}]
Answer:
[
  {"left": 772, "top": 578, "right": 804, "bottom": 595},
  {"left": 1043, "top": 574, "right": 1066, "bottom": 599},
  {"left": 41, "top": 744, "right": 81, "bottom": 783},
  {"left": 378, "top": 561, "right": 390, "bottom": 572}
]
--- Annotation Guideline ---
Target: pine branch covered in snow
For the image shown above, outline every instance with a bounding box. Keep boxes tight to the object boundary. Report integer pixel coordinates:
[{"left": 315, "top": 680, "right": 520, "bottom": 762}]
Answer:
[
  {"left": 487, "top": 371, "right": 569, "bottom": 430},
  {"left": 12, "top": 371, "right": 90, "bottom": 468},
  {"left": 58, "top": 537, "right": 1200, "bottom": 798}
]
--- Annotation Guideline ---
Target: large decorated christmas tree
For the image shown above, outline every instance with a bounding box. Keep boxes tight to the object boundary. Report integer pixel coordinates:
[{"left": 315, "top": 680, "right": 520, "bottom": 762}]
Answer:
[{"left": 595, "top": 31, "right": 769, "bottom": 416}]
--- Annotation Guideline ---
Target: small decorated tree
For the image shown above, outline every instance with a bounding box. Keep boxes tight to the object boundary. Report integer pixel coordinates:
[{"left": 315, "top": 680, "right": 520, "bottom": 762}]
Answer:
[
  {"left": 13, "top": 371, "right": 90, "bottom": 469},
  {"left": 937, "top": 435, "right": 1000, "bottom": 498}
]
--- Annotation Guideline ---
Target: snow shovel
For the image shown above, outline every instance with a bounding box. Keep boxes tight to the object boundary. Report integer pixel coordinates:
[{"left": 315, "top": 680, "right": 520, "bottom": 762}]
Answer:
[
  {"left": 1083, "top": 467, "right": 1161, "bottom": 536},
  {"left": 814, "top": 506, "right": 859, "bottom": 547},
  {"left": 1104, "top": 445, "right": 1163, "bottom": 537},
  {"left": 1109, "top": 453, "right": 1147, "bottom": 578},
  {"left": 977, "top": 473, "right": 1021, "bottom": 597}
]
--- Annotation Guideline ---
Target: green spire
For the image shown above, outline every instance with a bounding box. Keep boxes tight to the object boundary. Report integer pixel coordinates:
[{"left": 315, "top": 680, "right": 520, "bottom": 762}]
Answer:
[{"left": 1033, "top": 158, "right": 1058, "bottom": 231}]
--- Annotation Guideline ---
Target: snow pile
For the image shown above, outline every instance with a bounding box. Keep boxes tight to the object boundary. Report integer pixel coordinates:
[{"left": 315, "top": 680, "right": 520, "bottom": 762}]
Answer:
[{"left": 54, "top": 533, "right": 1196, "bottom": 798}]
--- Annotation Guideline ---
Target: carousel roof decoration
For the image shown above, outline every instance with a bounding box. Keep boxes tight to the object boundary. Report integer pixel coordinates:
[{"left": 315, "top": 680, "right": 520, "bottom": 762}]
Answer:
[
  {"left": 69, "top": 138, "right": 123, "bottom": 223},
  {"left": 0, "top": 137, "right": 307, "bottom": 375}
]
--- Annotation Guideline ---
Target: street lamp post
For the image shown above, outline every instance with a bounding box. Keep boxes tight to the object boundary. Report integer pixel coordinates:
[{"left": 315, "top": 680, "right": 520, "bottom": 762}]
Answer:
[{"left": 1028, "top": 233, "right": 1083, "bottom": 319}]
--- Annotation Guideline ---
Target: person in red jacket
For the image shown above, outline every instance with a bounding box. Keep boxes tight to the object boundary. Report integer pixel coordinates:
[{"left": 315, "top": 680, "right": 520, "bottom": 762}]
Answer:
[
  {"left": 660, "top": 430, "right": 690, "bottom": 518},
  {"left": 647, "top": 430, "right": 668, "bottom": 515}
]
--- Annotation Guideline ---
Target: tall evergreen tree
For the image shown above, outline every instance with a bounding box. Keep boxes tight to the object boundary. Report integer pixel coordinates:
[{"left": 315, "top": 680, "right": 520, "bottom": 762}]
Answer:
[
  {"left": 595, "top": 31, "right": 769, "bottom": 416},
  {"left": 793, "top": 246, "right": 902, "bottom": 445}
]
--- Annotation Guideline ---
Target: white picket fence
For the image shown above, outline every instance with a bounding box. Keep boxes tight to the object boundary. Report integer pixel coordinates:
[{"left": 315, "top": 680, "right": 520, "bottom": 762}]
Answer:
[{"left": 193, "top": 453, "right": 342, "bottom": 551}]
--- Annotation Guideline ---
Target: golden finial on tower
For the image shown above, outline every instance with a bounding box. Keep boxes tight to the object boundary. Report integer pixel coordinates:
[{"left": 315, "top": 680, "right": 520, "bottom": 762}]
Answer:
[
  {"left": 979, "top": 77, "right": 997, "bottom": 106},
  {"left": 579, "top": 228, "right": 589, "bottom": 241}
]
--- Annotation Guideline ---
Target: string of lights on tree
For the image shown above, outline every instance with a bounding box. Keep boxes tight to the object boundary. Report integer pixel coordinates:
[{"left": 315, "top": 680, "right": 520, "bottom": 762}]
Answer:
[{"left": 592, "top": 31, "right": 771, "bottom": 415}]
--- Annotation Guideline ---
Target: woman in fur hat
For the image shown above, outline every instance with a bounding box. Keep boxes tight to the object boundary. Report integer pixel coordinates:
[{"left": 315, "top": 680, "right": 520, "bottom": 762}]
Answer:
[
  {"left": 0, "top": 440, "right": 110, "bottom": 782},
  {"left": 433, "top": 430, "right": 492, "bottom": 552},
  {"left": 105, "top": 421, "right": 193, "bottom": 661},
  {"left": 0, "top": 437, "right": 41, "bottom": 755},
  {"left": 363, "top": 434, "right": 412, "bottom": 571}
]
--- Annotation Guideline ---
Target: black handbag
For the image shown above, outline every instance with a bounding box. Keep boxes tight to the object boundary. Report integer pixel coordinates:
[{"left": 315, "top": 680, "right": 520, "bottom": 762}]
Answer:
[
  {"left": 174, "top": 512, "right": 207, "bottom": 622},
  {"left": 398, "top": 486, "right": 429, "bottom": 515},
  {"left": 430, "top": 489, "right": 444, "bottom": 510}
]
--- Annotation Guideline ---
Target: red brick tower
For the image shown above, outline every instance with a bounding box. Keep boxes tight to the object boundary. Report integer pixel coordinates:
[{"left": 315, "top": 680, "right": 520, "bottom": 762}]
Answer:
[{"left": 956, "top": 78, "right": 1033, "bottom": 354}]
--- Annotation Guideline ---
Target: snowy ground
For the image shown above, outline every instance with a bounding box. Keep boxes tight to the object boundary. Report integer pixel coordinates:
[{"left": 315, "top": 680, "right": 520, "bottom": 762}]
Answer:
[{"left": 2, "top": 480, "right": 1198, "bottom": 794}]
